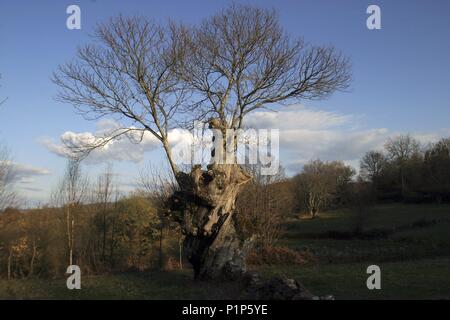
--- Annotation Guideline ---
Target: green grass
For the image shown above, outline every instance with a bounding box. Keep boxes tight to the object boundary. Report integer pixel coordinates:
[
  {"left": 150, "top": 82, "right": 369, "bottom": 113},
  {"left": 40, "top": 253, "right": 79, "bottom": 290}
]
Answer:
[
  {"left": 281, "top": 203, "right": 450, "bottom": 263},
  {"left": 257, "top": 258, "right": 450, "bottom": 299},
  {"left": 270, "top": 203, "right": 450, "bottom": 299},
  {"left": 0, "top": 270, "right": 244, "bottom": 300},
  {"left": 1, "top": 203, "right": 449, "bottom": 299},
  {"left": 284, "top": 203, "right": 450, "bottom": 237}
]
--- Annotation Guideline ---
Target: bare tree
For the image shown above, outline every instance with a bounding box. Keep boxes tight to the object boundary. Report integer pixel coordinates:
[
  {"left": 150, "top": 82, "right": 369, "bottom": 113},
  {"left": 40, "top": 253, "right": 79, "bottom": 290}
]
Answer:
[
  {"left": 138, "top": 164, "right": 178, "bottom": 270},
  {"left": 52, "top": 17, "right": 186, "bottom": 175},
  {"left": 360, "top": 150, "right": 386, "bottom": 184},
  {"left": 236, "top": 165, "right": 293, "bottom": 248},
  {"left": 294, "top": 160, "right": 355, "bottom": 218},
  {"left": 55, "top": 160, "right": 88, "bottom": 266},
  {"left": 423, "top": 137, "right": 450, "bottom": 202},
  {"left": 93, "top": 164, "right": 115, "bottom": 265},
  {"left": 53, "top": 5, "right": 351, "bottom": 279},
  {"left": 385, "top": 135, "right": 420, "bottom": 163},
  {"left": 385, "top": 134, "right": 420, "bottom": 196},
  {"left": 0, "top": 77, "right": 12, "bottom": 210},
  {"left": 0, "top": 144, "right": 16, "bottom": 211},
  {"left": 0, "top": 208, "right": 22, "bottom": 280}
]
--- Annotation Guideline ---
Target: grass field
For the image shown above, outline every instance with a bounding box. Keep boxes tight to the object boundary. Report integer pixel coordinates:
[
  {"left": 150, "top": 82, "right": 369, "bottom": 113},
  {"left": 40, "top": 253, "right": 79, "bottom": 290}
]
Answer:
[{"left": 1, "top": 203, "right": 449, "bottom": 300}]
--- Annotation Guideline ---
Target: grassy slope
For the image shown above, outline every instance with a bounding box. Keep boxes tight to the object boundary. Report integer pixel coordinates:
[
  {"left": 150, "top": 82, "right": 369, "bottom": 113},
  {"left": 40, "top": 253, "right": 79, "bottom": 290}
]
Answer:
[
  {"left": 267, "top": 203, "right": 450, "bottom": 299},
  {"left": 1, "top": 203, "right": 449, "bottom": 299},
  {"left": 282, "top": 204, "right": 450, "bottom": 263},
  {"left": 258, "top": 259, "right": 450, "bottom": 299}
]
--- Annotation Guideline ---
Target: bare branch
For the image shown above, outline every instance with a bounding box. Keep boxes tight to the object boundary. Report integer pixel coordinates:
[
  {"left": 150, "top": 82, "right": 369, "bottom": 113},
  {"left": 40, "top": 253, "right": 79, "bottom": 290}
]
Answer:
[
  {"left": 176, "top": 5, "right": 352, "bottom": 129},
  {"left": 53, "top": 16, "right": 187, "bottom": 176},
  {"left": 0, "top": 144, "right": 18, "bottom": 211},
  {"left": 53, "top": 6, "right": 352, "bottom": 179}
]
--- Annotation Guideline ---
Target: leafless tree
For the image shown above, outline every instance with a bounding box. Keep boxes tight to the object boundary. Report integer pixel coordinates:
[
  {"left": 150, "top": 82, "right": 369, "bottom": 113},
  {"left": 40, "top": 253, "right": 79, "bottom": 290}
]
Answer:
[
  {"left": 52, "top": 17, "right": 187, "bottom": 175},
  {"left": 385, "top": 135, "right": 420, "bottom": 163},
  {"left": 177, "top": 6, "right": 351, "bottom": 131},
  {"left": 385, "top": 134, "right": 420, "bottom": 195},
  {"left": 0, "top": 79, "right": 13, "bottom": 210},
  {"left": 294, "top": 160, "right": 355, "bottom": 218},
  {"left": 93, "top": 164, "right": 115, "bottom": 265},
  {"left": 138, "top": 164, "right": 179, "bottom": 269},
  {"left": 53, "top": 5, "right": 351, "bottom": 279},
  {"left": 360, "top": 150, "right": 386, "bottom": 183},
  {"left": 54, "top": 160, "right": 89, "bottom": 266},
  {"left": 236, "top": 165, "right": 293, "bottom": 248},
  {"left": 0, "top": 144, "right": 16, "bottom": 211},
  {"left": 139, "top": 164, "right": 178, "bottom": 208}
]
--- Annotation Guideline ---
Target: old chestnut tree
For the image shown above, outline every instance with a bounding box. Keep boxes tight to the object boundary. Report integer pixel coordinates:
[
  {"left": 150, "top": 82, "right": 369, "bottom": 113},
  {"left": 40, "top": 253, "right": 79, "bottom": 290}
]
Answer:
[{"left": 53, "top": 5, "right": 351, "bottom": 280}]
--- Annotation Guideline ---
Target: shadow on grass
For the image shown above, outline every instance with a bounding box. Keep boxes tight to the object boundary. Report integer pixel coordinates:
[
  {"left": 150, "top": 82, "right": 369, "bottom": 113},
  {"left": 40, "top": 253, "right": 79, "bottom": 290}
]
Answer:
[{"left": 0, "top": 269, "right": 245, "bottom": 300}]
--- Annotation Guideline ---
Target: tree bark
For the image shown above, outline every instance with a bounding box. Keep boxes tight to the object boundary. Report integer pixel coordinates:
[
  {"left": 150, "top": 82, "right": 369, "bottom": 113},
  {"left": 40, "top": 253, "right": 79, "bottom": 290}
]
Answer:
[
  {"left": 164, "top": 133, "right": 322, "bottom": 299},
  {"left": 168, "top": 164, "right": 252, "bottom": 280}
]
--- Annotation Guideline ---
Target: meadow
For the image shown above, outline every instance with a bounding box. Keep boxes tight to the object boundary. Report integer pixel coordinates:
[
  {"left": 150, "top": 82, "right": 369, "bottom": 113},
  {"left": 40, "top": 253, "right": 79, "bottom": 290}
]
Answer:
[{"left": 1, "top": 203, "right": 449, "bottom": 300}]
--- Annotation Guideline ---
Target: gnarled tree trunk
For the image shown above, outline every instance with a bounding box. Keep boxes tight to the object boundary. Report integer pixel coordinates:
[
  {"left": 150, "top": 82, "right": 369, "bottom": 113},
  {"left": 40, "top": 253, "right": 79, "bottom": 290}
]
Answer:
[
  {"left": 166, "top": 165, "right": 328, "bottom": 299},
  {"left": 168, "top": 164, "right": 252, "bottom": 280}
]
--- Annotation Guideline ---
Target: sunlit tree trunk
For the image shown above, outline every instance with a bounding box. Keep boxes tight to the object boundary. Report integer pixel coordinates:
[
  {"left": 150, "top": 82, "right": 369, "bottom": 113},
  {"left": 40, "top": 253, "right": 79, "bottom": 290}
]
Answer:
[
  {"left": 169, "top": 163, "right": 252, "bottom": 279},
  {"left": 66, "top": 205, "right": 72, "bottom": 266}
]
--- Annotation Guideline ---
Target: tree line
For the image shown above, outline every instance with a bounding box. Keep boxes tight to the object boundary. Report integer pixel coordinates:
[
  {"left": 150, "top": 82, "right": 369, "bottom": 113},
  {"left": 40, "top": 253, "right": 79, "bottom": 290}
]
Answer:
[{"left": 360, "top": 134, "right": 450, "bottom": 203}]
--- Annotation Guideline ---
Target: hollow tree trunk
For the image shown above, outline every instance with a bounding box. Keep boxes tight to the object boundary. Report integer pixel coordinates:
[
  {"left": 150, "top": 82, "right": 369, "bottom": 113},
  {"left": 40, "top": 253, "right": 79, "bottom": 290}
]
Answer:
[
  {"left": 166, "top": 165, "right": 326, "bottom": 299},
  {"left": 164, "top": 118, "right": 322, "bottom": 299},
  {"left": 168, "top": 164, "right": 252, "bottom": 280}
]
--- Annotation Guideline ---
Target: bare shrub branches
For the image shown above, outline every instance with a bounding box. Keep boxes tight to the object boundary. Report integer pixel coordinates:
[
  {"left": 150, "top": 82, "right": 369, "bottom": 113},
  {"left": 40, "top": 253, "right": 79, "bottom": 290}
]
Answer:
[{"left": 0, "top": 144, "right": 17, "bottom": 211}]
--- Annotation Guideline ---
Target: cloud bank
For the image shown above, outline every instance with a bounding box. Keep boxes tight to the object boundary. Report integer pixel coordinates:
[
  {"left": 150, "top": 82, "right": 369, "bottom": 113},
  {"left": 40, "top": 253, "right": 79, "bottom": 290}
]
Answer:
[
  {"left": 0, "top": 161, "right": 51, "bottom": 184},
  {"left": 42, "top": 105, "right": 449, "bottom": 174}
]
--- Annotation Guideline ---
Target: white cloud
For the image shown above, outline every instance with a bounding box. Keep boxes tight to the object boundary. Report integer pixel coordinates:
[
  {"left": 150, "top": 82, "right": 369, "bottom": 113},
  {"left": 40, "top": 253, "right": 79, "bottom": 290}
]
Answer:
[
  {"left": 245, "top": 105, "right": 450, "bottom": 173},
  {"left": 42, "top": 119, "right": 193, "bottom": 164},
  {"left": 42, "top": 106, "right": 450, "bottom": 175},
  {"left": 0, "top": 161, "right": 51, "bottom": 184},
  {"left": 410, "top": 130, "right": 450, "bottom": 145},
  {"left": 244, "top": 104, "right": 355, "bottom": 130},
  {"left": 281, "top": 128, "right": 391, "bottom": 173},
  {"left": 242, "top": 105, "right": 390, "bottom": 172}
]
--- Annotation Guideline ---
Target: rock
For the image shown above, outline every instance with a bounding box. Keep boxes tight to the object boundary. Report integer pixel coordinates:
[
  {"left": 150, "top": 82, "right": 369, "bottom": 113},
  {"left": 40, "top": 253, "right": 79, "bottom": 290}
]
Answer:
[
  {"left": 246, "top": 276, "right": 316, "bottom": 300},
  {"left": 222, "top": 261, "right": 246, "bottom": 281},
  {"left": 242, "top": 271, "right": 261, "bottom": 287}
]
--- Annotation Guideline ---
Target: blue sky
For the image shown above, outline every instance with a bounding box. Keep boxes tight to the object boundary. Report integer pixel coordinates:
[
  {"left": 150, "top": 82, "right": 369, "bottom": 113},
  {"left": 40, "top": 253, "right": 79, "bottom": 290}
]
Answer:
[{"left": 0, "top": 0, "right": 450, "bottom": 204}]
